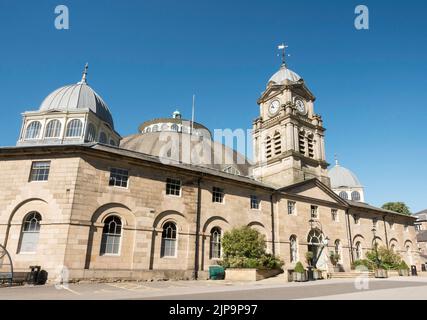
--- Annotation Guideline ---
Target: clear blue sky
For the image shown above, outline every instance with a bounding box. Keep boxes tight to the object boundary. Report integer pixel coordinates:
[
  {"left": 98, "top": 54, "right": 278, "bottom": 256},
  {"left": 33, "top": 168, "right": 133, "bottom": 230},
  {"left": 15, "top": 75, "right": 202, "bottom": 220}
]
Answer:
[{"left": 0, "top": 0, "right": 426, "bottom": 212}]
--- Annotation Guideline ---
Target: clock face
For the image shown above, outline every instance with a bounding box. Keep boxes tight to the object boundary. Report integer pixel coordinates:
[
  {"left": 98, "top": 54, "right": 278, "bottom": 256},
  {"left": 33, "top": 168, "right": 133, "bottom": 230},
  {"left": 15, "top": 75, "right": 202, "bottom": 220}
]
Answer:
[
  {"left": 268, "top": 100, "right": 280, "bottom": 116},
  {"left": 295, "top": 99, "right": 306, "bottom": 114}
]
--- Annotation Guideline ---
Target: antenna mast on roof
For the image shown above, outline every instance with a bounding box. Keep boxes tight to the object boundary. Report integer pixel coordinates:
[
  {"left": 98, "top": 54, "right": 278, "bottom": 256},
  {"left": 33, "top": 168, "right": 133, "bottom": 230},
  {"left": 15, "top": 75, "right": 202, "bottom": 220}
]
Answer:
[{"left": 191, "top": 94, "right": 195, "bottom": 135}]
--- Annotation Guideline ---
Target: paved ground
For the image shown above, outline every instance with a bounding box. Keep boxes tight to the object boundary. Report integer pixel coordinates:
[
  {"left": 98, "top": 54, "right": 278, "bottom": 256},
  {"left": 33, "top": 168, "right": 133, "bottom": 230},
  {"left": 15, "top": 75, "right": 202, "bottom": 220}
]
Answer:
[{"left": 1, "top": 276, "right": 427, "bottom": 300}]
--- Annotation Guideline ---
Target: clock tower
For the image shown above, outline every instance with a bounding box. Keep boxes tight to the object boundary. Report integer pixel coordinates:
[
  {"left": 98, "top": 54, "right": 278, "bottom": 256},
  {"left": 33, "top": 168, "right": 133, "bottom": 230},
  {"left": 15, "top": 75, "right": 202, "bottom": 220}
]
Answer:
[{"left": 252, "top": 51, "right": 330, "bottom": 188}]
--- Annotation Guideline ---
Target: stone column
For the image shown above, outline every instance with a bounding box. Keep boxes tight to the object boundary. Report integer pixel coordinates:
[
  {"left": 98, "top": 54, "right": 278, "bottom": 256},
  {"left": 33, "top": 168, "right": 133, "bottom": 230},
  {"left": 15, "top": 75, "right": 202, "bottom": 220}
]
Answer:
[
  {"left": 293, "top": 125, "right": 299, "bottom": 153},
  {"left": 286, "top": 123, "right": 294, "bottom": 151}
]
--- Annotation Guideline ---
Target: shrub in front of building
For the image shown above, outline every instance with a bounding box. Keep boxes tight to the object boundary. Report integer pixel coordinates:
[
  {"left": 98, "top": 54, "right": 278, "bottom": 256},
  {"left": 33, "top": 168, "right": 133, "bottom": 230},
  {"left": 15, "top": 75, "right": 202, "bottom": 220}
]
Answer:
[{"left": 219, "top": 226, "right": 283, "bottom": 270}]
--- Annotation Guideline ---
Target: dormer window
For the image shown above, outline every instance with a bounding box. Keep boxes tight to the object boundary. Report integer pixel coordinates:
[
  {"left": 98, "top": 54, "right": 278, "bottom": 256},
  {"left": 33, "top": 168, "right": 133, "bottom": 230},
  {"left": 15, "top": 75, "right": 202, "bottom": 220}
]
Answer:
[
  {"left": 66, "top": 119, "right": 83, "bottom": 137},
  {"left": 25, "top": 121, "right": 42, "bottom": 139},
  {"left": 44, "top": 119, "right": 61, "bottom": 138},
  {"left": 99, "top": 132, "right": 107, "bottom": 144}
]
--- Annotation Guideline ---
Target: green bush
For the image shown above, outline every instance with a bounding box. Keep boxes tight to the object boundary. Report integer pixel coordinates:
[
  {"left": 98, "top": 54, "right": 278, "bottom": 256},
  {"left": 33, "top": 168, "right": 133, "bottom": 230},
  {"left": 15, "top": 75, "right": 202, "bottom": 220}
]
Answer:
[
  {"left": 365, "top": 246, "right": 403, "bottom": 270},
  {"left": 222, "top": 226, "right": 266, "bottom": 259},
  {"left": 352, "top": 259, "right": 375, "bottom": 271},
  {"left": 219, "top": 226, "right": 284, "bottom": 270},
  {"left": 294, "top": 261, "right": 305, "bottom": 273}
]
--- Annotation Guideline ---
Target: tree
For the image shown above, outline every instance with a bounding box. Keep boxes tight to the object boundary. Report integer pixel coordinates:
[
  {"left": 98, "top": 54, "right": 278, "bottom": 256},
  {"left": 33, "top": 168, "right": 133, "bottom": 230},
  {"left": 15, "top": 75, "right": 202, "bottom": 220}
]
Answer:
[
  {"left": 365, "top": 246, "right": 403, "bottom": 270},
  {"left": 381, "top": 202, "right": 411, "bottom": 215},
  {"left": 222, "top": 226, "right": 266, "bottom": 259},
  {"left": 219, "top": 226, "right": 283, "bottom": 270}
]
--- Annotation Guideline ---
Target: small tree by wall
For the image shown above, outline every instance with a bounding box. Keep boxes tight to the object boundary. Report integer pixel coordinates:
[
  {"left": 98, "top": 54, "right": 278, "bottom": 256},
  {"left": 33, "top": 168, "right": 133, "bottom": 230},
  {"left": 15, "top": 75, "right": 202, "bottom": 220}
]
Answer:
[
  {"left": 353, "top": 246, "right": 406, "bottom": 271},
  {"left": 219, "top": 226, "right": 283, "bottom": 270}
]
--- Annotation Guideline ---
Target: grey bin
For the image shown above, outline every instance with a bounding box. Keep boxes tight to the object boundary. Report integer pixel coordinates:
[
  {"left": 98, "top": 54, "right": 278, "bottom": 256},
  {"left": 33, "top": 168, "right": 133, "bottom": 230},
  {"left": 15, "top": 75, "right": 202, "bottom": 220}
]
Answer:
[{"left": 209, "top": 266, "right": 225, "bottom": 280}]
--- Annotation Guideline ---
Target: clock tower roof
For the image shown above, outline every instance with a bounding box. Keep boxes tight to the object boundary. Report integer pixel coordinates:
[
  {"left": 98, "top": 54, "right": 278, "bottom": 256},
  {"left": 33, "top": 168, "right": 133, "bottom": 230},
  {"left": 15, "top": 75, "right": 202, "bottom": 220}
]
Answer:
[{"left": 268, "top": 64, "right": 302, "bottom": 85}]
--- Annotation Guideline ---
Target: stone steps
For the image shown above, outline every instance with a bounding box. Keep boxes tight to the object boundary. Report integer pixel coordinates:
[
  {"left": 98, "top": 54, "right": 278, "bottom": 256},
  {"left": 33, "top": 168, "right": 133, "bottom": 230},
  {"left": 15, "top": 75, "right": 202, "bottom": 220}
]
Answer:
[{"left": 329, "top": 272, "right": 374, "bottom": 279}]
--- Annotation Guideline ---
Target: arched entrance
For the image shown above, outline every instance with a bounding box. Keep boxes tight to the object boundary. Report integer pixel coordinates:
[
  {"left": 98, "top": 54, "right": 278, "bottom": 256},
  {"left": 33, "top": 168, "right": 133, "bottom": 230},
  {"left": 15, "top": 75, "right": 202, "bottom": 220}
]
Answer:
[{"left": 307, "top": 229, "right": 324, "bottom": 267}]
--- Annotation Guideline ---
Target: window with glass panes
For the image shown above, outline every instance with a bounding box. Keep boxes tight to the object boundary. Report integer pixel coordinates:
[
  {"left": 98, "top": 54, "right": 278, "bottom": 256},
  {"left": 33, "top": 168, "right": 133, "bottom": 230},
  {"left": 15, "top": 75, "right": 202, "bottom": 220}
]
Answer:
[
  {"left": 100, "top": 216, "right": 122, "bottom": 255},
  {"left": 331, "top": 209, "right": 338, "bottom": 222},
  {"left": 29, "top": 161, "right": 51, "bottom": 181},
  {"left": 109, "top": 168, "right": 129, "bottom": 187},
  {"left": 288, "top": 201, "right": 296, "bottom": 215},
  {"left": 19, "top": 212, "right": 42, "bottom": 253},
  {"left": 311, "top": 205, "right": 319, "bottom": 219},
  {"left": 161, "top": 222, "right": 177, "bottom": 257},
  {"left": 212, "top": 187, "right": 224, "bottom": 203},
  {"left": 250, "top": 195, "right": 259, "bottom": 209},
  {"left": 210, "top": 227, "right": 221, "bottom": 259},
  {"left": 166, "top": 178, "right": 181, "bottom": 196}
]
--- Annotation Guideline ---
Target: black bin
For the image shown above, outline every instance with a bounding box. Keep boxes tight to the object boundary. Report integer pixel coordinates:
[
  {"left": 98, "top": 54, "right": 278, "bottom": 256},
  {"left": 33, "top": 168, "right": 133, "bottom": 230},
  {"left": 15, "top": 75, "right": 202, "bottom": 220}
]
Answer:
[
  {"left": 27, "top": 266, "right": 41, "bottom": 284},
  {"left": 411, "top": 265, "right": 418, "bottom": 276}
]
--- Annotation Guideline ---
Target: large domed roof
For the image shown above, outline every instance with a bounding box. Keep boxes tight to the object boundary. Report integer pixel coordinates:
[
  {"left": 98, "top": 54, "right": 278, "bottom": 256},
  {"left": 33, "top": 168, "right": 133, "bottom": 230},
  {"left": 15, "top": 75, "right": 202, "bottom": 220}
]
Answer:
[
  {"left": 268, "top": 64, "right": 302, "bottom": 85},
  {"left": 328, "top": 162, "right": 362, "bottom": 188},
  {"left": 120, "top": 131, "right": 252, "bottom": 176},
  {"left": 39, "top": 65, "right": 114, "bottom": 129}
]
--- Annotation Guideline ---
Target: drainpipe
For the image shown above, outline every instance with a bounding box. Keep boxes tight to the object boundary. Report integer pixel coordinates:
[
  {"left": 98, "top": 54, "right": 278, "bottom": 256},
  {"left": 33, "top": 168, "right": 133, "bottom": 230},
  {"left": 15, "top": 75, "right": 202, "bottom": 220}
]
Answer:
[
  {"left": 345, "top": 208, "right": 354, "bottom": 265},
  {"left": 193, "top": 177, "right": 202, "bottom": 280},
  {"left": 270, "top": 193, "right": 276, "bottom": 256},
  {"left": 383, "top": 215, "right": 389, "bottom": 249}
]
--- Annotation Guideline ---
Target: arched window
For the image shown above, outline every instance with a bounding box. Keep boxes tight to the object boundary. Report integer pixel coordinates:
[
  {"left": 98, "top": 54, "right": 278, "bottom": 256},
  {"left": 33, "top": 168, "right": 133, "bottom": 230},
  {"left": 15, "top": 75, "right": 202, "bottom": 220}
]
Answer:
[
  {"left": 19, "top": 212, "right": 42, "bottom": 253},
  {"left": 152, "top": 125, "right": 159, "bottom": 132},
  {"left": 355, "top": 241, "right": 363, "bottom": 260},
  {"left": 265, "top": 136, "right": 272, "bottom": 159},
  {"left": 351, "top": 191, "right": 361, "bottom": 201},
  {"left": 66, "top": 119, "right": 83, "bottom": 137},
  {"left": 109, "top": 139, "right": 116, "bottom": 146},
  {"left": 86, "top": 123, "right": 96, "bottom": 142},
  {"left": 290, "top": 235, "right": 298, "bottom": 263},
  {"left": 100, "top": 216, "right": 122, "bottom": 255},
  {"left": 210, "top": 227, "right": 221, "bottom": 259},
  {"left": 25, "top": 121, "right": 42, "bottom": 139},
  {"left": 334, "top": 239, "right": 342, "bottom": 262},
  {"left": 146, "top": 127, "right": 152, "bottom": 133},
  {"left": 406, "top": 244, "right": 413, "bottom": 265},
  {"left": 99, "top": 132, "right": 107, "bottom": 144},
  {"left": 171, "top": 124, "right": 179, "bottom": 132},
  {"left": 44, "top": 120, "right": 61, "bottom": 138},
  {"left": 273, "top": 131, "right": 281, "bottom": 155},
  {"left": 161, "top": 222, "right": 177, "bottom": 257},
  {"left": 339, "top": 191, "right": 349, "bottom": 200}
]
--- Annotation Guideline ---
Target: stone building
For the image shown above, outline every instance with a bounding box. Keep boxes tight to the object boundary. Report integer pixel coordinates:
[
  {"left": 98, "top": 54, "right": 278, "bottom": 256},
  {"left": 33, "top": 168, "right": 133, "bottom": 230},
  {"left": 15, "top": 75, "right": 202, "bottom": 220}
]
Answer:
[
  {"left": 414, "top": 210, "right": 427, "bottom": 263},
  {"left": 0, "top": 61, "right": 420, "bottom": 282}
]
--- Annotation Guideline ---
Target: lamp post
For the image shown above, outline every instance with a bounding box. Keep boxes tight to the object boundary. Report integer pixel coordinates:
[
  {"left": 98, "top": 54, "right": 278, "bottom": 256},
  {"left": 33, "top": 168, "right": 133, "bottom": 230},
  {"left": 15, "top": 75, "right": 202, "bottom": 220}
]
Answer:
[{"left": 372, "top": 227, "right": 380, "bottom": 269}]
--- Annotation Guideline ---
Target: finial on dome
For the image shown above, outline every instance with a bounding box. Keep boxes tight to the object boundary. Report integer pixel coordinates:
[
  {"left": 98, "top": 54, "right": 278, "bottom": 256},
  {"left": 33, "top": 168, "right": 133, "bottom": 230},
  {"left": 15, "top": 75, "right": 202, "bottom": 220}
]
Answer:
[
  {"left": 334, "top": 153, "right": 339, "bottom": 166},
  {"left": 277, "top": 43, "right": 289, "bottom": 67},
  {"left": 79, "top": 63, "right": 89, "bottom": 84}
]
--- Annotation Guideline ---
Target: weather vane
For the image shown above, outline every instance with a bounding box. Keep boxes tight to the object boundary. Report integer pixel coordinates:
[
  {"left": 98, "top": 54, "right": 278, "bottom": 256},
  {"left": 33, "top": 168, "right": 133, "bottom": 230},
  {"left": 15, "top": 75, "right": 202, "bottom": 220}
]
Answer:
[
  {"left": 80, "top": 62, "right": 89, "bottom": 84},
  {"left": 277, "top": 43, "right": 290, "bottom": 67}
]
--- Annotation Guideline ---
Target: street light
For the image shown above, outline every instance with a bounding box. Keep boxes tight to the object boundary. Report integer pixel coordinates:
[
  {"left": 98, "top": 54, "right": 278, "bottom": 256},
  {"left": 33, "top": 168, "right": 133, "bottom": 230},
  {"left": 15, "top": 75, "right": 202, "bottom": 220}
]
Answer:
[{"left": 372, "top": 227, "right": 380, "bottom": 269}]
